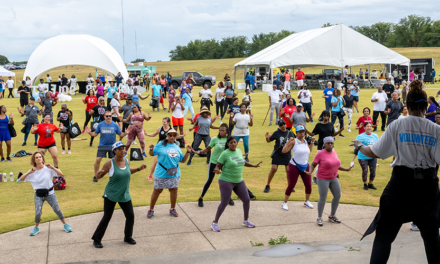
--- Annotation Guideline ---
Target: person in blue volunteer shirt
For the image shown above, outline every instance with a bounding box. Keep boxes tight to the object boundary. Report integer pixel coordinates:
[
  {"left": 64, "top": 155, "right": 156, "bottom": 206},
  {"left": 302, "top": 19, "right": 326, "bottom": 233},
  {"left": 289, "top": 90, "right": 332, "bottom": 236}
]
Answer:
[
  {"left": 147, "top": 128, "right": 192, "bottom": 218},
  {"left": 355, "top": 122, "right": 379, "bottom": 190},
  {"left": 245, "top": 72, "right": 251, "bottom": 90},
  {"left": 151, "top": 84, "right": 163, "bottom": 112},
  {"left": 273, "top": 76, "right": 282, "bottom": 90},
  {"left": 331, "top": 89, "right": 344, "bottom": 137},
  {"left": 350, "top": 81, "right": 360, "bottom": 113},
  {"left": 182, "top": 86, "right": 197, "bottom": 120},
  {"left": 85, "top": 110, "right": 131, "bottom": 182},
  {"left": 106, "top": 81, "right": 118, "bottom": 110},
  {"left": 250, "top": 73, "right": 256, "bottom": 93},
  {"left": 322, "top": 82, "right": 334, "bottom": 111}
]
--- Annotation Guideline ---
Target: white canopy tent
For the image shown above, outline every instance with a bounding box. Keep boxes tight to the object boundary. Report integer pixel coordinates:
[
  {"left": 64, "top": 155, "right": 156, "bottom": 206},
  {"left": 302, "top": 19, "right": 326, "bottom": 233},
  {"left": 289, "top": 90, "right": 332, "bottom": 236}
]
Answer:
[
  {"left": 0, "top": 66, "right": 16, "bottom": 77},
  {"left": 234, "top": 24, "right": 410, "bottom": 87},
  {"left": 24, "top": 34, "right": 128, "bottom": 85}
]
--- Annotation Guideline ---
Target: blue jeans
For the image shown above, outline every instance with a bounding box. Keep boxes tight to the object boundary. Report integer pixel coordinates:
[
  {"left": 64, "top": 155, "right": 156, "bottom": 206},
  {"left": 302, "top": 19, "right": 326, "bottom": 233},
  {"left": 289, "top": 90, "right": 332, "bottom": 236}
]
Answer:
[
  {"left": 251, "top": 83, "right": 255, "bottom": 90},
  {"left": 183, "top": 106, "right": 195, "bottom": 119},
  {"left": 234, "top": 135, "right": 249, "bottom": 159},
  {"left": 302, "top": 102, "right": 313, "bottom": 120}
]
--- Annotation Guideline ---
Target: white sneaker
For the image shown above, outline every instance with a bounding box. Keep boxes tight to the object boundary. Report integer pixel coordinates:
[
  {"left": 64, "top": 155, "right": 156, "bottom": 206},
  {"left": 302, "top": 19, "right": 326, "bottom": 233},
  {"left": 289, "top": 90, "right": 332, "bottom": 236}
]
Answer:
[
  {"left": 347, "top": 128, "right": 352, "bottom": 132},
  {"left": 410, "top": 224, "right": 419, "bottom": 231},
  {"left": 133, "top": 141, "right": 137, "bottom": 145},
  {"left": 219, "top": 120, "right": 223, "bottom": 124},
  {"left": 282, "top": 202, "right": 289, "bottom": 211},
  {"left": 61, "top": 150, "right": 66, "bottom": 155},
  {"left": 304, "top": 200, "right": 314, "bottom": 209},
  {"left": 350, "top": 161, "right": 354, "bottom": 167},
  {"left": 67, "top": 150, "right": 71, "bottom": 155},
  {"left": 376, "top": 163, "right": 379, "bottom": 167},
  {"left": 239, "top": 138, "right": 243, "bottom": 142}
]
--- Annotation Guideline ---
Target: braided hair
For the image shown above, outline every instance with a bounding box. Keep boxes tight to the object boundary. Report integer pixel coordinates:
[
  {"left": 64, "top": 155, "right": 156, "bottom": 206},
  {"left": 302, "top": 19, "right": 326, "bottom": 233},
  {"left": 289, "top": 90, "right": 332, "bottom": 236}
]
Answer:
[{"left": 406, "top": 80, "right": 428, "bottom": 114}]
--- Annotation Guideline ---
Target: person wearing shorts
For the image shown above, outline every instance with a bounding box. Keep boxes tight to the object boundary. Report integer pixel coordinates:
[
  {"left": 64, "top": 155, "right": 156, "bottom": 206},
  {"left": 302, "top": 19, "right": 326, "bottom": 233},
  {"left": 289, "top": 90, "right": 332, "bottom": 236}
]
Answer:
[
  {"left": 31, "top": 113, "right": 62, "bottom": 168},
  {"left": 171, "top": 94, "right": 185, "bottom": 136},
  {"left": 295, "top": 67, "right": 305, "bottom": 89},
  {"left": 57, "top": 104, "right": 73, "bottom": 155},
  {"left": 119, "top": 95, "right": 134, "bottom": 138},
  {"left": 85, "top": 111, "right": 130, "bottom": 182}
]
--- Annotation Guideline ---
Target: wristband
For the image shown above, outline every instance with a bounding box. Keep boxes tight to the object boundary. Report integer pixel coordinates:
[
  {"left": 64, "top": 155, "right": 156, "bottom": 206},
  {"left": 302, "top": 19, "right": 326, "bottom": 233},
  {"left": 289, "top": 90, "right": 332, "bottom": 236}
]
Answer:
[{"left": 137, "top": 167, "right": 140, "bottom": 172}]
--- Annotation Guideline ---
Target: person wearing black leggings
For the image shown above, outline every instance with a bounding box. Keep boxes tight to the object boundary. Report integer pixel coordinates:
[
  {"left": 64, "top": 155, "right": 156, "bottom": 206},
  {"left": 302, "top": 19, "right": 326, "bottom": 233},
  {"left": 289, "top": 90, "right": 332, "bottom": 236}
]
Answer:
[
  {"left": 215, "top": 82, "right": 226, "bottom": 122},
  {"left": 193, "top": 124, "right": 233, "bottom": 207},
  {"left": 81, "top": 90, "right": 97, "bottom": 132},
  {"left": 353, "top": 80, "right": 440, "bottom": 264},
  {"left": 211, "top": 136, "right": 262, "bottom": 232}
]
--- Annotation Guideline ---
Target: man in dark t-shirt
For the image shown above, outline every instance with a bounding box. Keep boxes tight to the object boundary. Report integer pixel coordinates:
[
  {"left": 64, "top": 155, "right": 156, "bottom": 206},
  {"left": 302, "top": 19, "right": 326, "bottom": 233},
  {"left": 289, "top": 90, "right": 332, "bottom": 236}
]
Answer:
[
  {"left": 383, "top": 79, "right": 394, "bottom": 99},
  {"left": 17, "top": 80, "right": 31, "bottom": 113},
  {"left": 61, "top": 74, "right": 68, "bottom": 86}
]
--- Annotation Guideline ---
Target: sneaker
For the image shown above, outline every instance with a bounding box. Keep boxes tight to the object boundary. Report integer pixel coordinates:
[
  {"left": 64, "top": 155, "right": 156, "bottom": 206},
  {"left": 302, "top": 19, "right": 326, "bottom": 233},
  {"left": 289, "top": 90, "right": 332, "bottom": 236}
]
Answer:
[
  {"left": 211, "top": 222, "right": 220, "bottom": 232},
  {"left": 304, "top": 200, "right": 314, "bottom": 209},
  {"left": 61, "top": 150, "right": 66, "bottom": 155},
  {"left": 163, "top": 108, "right": 167, "bottom": 110},
  {"left": 6, "top": 157, "right": 12, "bottom": 162},
  {"left": 328, "top": 216, "right": 341, "bottom": 223},
  {"left": 132, "top": 141, "right": 137, "bottom": 145},
  {"left": 229, "top": 199, "right": 234, "bottom": 206},
  {"left": 198, "top": 198, "right": 204, "bottom": 207},
  {"left": 169, "top": 209, "right": 178, "bottom": 217},
  {"left": 368, "top": 184, "right": 377, "bottom": 190},
  {"left": 187, "top": 161, "right": 192, "bottom": 166},
  {"left": 350, "top": 161, "right": 354, "bottom": 167},
  {"left": 268, "top": 123, "right": 272, "bottom": 126},
  {"left": 30, "top": 226, "right": 40, "bottom": 236},
  {"left": 347, "top": 128, "right": 352, "bottom": 132},
  {"left": 16, "top": 179, "right": 24, "bottom": 183},
  {"left": 311, "top": 119, "right": 314, "bottom": 123},
  {"left": 148, "top": 175, "right": 152, "bottom": 181},
  {"left": 377, "top": 163, "right": 379, "bottom": 167},
  {"left": 67, "top": 150, "right": 71, "bottom": 155},
  {"left": 339, "top": 134, "right": 344, "bottom": 137},
  {"left": 22, "top": 142, "right": 26, "bottom": 146},
  {"left": 363, "top": 184, "right": 368, "bottom": 190},
  {"left": 34, "top": 142, "right": 37, "bottom": 146},
  {"left": 292, "top": 189, "right": 295, "bottom": 192},
  {"left": 263, "top": 185, "right": 270, "bottom": 193},
  {"left": 93, "top": 241, "right": 103, "bottom": 248},
  {"left": 0, "top": 157, "right": 4, "bottom": 162},
  {"left": 410, "top": 224, "right": 419, "bottom": 231},
  {"left": 89, "top": 143, "right": 93, "bottom": 147},
  {"left": 312, "top": 177, "right": 317, "bottom": 184},
  {"left": 245, "top": 157, "right": 249, "bottom": 162},
  {"left": 124, "top": 238, "right": 136, "bottom": 245},
  {"left": 93, "top": 177, "right": 98, "bottom": 182},
  {"left": 317, "top": 218, "right": 323, "bottom": 226},
  {"left": 63, "top": 223, "right": 73, "bottom": 233},
  {"left": 142, "top": 152, "right": 147, "bottom": 157},
  {"left": 147, "top": 209, "right": 154, "bottom": 219},
  {"left": 242, "top": 220, "right": 255, "bottom": 228},
  {"left": 282, "top": 202, "right": 289, "bottom": 211},
  {"left": 381, "top": 128, "right": 385, "bottom": 132},
  {"left": 219, "top": 120, "right": 223, "bottom": 124}
]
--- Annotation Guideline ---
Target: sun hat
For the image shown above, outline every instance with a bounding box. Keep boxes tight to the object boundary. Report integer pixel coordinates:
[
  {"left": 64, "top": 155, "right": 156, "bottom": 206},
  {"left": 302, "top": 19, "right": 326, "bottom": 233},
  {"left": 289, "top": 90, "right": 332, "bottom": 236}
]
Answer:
[
  {"left": 166, "top": 128, "right": 179, "bottom": 136},
  {"left": 296, "top": 103, "right": 303, "bottom": 107},
  {"left": 200, "top": 106, "right": 211, "bottom": 115},
  {"left": 112, "top": 141, "right": 126, "bottom": 152},
  {"left": 295, "top": 125, "right": 305, "bottom": 132}
]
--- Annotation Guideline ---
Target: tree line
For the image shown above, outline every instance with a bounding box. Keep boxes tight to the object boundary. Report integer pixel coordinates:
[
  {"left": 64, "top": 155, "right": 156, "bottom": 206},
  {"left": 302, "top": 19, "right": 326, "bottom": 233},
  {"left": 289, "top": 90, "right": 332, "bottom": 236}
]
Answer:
[{"left": 169, "top": 15, "right": 439, "bottom": 61}]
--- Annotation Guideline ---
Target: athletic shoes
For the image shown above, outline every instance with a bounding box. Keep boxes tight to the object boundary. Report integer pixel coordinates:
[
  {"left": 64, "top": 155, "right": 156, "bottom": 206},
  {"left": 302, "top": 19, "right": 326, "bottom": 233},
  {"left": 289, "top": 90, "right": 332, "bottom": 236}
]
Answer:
[
  {"left": 124, "top": 238, "right": 136, "bottom": 245},
  {"left": 169, "top": 209, "right": 178, "bottom": 217},
  {"left": 311, "top": 119, "right": 314, "bottom": 123},
  {"left": 347, "top": 128, "right": 352, "bottom": 132},
  {"left": 147, "top": 210, "right": 154, "bottom": 219},
  {"left": 282, "top": 202, "right": 289, "bottom": 211},
  {"left": 368, "top": 184, "right": 377, "bottom": 190},
  {"left": 292, "top": 189, "right": 295, "bottom": 192},
  {"left": 142, "top": 152, "right": 147, "bottom": 157},
  {"left": 328, "top": 216, "right": 341, "bottom": 223},
  {"left": 211, "top": 222, "right": 220, "bottom": 232},
  {"left": 93, "top": 241, "right": 103, "bottom": 248},
  {"left": 350, "top": 161, "right": 354, "bottom": 167},
  {"left": 219, "top": 120, "right": 222, "bottom": 124},
  {"left": 263, "top": 185, "right": 270, "bottom": 193},
  {"left": 239, "top": 138, "right": 243, "bottom": 142},
  {"left": 61, "top": 150, "right": 66, "bottom": 155},
  {"left": 377, "top": 163, "right": 379, "bottom": 167},
  {"left": 304, "top": 200, "right": 314, "bottom": 209},
  {"left": 312, "top": 177, "right": 317, "bottom": 184},
  {"left": 198, "top": 198, "right": 204, "bottom": 207},
  {"left": 93, "top": 177, "right": 98, "bottom": 182},
  {"left": 339, "top": 134, "right": 344, "bottom": 137},
  {"left": 242, "top": 220, "right": 255, "bottom": 228},
  {"left": 6, "top": 157, "right": 12, "bottom": 162},
  {"left": 132, "top": 141, "right": 137, "bottom": 145},
  {"left": 317, "top": 218, "right": 323, "bottom": 226},
  {"left": 67, "top": 150, "right": 71, "bottom": 155},
  {"left": 64, "top": 223, "right": 73, "bottom": 233},
  {"left": 148, "top": 175, "right": 152, "bottom": 181},
  {"left": 34, "top": 142, "right": 37, "bottom": 146},
  {"left": 0, "top": 157, "right": 4, "bottom": 162},
  {"left": 410, "top": 224, "right": 419, "bottom": 231},
  {"left": 245, "top": 157, "right": 250, "bottom": 162},
  {"left": 89, "top": 143, "right": 93, "bottom": 147},
  {"left": 187, "top": 161, "right": 192, "bottom": 166},
  {"left": 363, "top": 184, "right": 369, "bottom": 190},
  {"left": 229, "top": 199, "right": 234, "bottom": 206},
  {"left": 30, "top": 226, "right": 40, "bottom": 236},
  {"left": 22, "top": 142, "right": 26, "bottom": 146}
]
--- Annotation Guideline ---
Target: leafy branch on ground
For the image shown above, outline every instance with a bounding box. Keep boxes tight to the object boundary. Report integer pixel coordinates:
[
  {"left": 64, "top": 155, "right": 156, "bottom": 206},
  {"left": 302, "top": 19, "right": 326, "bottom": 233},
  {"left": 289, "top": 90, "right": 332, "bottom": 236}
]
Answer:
[
  {"left": 250, "top": 241, "right": 264, "bottom": 247},
  {"left": 268, "top": 235, "right": 291, "bottom": 245}
]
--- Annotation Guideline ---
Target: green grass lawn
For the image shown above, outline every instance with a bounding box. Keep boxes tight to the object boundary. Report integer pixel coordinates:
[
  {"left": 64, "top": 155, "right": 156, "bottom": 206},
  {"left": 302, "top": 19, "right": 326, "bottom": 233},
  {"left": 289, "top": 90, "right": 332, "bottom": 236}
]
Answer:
[{"left": 1, "top": 83, "right": 439, "bottom": 235}]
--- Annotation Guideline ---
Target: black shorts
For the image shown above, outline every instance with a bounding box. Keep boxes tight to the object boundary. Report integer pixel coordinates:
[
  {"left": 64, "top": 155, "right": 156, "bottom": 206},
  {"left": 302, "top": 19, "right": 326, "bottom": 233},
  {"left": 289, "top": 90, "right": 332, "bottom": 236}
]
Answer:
[
  {"left": 122, "top": 122, "right": 130, "bottom": 132},
  {"left": 97, "top": 146, "right": 115, "bottom": 158},
  {"left": 38, "top": 143, "right": 56, "bottom": 149},
  {"left": 271, "top": 151, "right": 290, "bottom": 166},
  {"left": 112, "top": 117, "right": 121, "bottom": 123},
  {"left": 20, "top": 99, "right": 28, "bottom": 107}
]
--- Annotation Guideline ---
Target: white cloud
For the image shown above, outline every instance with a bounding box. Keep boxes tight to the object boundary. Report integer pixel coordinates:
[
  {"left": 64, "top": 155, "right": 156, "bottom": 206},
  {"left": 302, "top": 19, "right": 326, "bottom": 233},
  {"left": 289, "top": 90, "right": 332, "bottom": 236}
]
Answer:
[{"left": 0, "top": 0, "right": 438, "bottom": 62}]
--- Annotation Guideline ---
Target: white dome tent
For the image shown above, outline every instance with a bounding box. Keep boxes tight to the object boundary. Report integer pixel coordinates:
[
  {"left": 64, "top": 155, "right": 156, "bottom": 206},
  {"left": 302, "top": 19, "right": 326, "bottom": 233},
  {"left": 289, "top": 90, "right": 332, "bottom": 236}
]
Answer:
[{"left": 23, "top": 34, "right": 128, "bottom": 85}]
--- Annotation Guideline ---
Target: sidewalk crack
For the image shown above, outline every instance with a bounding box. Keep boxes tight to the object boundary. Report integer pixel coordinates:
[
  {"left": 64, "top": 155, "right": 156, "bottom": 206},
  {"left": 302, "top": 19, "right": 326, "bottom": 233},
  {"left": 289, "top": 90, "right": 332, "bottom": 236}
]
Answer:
[{"left": 46, "top": 221, "right": 50, "bottom": 264}]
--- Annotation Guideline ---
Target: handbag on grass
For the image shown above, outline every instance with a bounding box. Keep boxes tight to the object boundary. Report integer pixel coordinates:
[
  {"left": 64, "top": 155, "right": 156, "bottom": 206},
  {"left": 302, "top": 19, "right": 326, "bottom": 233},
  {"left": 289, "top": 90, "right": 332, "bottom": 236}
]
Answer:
[
  {"left": 7, "top": 116, "right": 16, "bottom": 137},
  {"left": 130, "top": 148, "right": 143, "bottom": 161}
]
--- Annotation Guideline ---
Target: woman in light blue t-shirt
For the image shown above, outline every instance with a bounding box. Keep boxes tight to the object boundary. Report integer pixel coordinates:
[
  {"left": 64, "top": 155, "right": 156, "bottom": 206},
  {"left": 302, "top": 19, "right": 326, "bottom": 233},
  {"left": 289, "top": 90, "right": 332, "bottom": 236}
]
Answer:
[
  {"left": 355, "top": 122, "right": 379, "bottom": 190},
  {"left": 330, "top": 89, "right": 344, "bottom": 137}
]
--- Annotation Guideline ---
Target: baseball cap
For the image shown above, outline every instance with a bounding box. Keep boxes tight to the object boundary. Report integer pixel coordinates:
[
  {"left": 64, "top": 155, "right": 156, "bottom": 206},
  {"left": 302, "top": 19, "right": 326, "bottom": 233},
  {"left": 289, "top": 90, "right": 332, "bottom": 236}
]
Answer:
[
  {"left": 126, "top": 95, "right": 133, "bottom": 100},
  {"left": 112, "top": 141, "right": 126, "bottom": 152},
  {"left": 295, "top": 125, "right": 305, "bottom": 132},
  {"left": 296, "top": 103, "right": 303, "bottom": 107}
]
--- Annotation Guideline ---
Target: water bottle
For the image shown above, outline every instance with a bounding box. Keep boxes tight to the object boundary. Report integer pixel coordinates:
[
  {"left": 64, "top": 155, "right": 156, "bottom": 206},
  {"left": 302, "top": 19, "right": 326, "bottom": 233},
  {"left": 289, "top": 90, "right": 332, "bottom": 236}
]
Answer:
[
  {"left": 10, "top": 172, "right": 14, "bottom": 182},
  {"left": 3, "top": 173, "right": 7, "bottom": 182}
]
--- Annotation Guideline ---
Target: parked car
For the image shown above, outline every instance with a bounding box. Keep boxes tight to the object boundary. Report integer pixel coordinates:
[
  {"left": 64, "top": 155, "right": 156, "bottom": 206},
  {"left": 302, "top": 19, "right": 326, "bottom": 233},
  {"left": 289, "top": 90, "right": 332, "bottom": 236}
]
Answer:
[{"left": 170, "top": 71, "right": 216, "bottom": 88}]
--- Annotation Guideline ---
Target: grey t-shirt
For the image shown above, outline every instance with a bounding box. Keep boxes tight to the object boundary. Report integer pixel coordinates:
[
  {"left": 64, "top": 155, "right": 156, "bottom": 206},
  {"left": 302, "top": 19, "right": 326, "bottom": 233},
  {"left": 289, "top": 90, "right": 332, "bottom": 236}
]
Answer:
[
  {"left": 385, "top": 100, "right": 403, "bottom": 122},
  {"left": 196, "top": 116, "right": 212, "bottom": 135},
  {"left": 370, "top": 116, "right": 440, "bottom": 169},
  {"left": 41, "top": 98, "right": 54, "bottom": 114},
  {"left": 290, "top": 111, "right": 307, "bottom": 128},
  {"left": 25, "top": 105, "right": 40, "bottom": 124},
  {"left": 120, "top": 103, "right": 134, "bottom": 124}
]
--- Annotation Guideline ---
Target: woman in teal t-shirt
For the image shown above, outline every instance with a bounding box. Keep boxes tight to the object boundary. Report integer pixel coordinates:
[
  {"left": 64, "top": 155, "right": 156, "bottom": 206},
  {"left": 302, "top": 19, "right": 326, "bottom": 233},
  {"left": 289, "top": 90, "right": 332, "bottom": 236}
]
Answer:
[
  {"left": 92, "top": 141, "right": 147, "bottom": 248},
  {"left": 211, "top": 136, "right": 262, "bottom": 232},
  {"left": 193, "top": 123, "right": 230, "bottom": 207},
  {"left": 355, "top": 122, "right": 379, "bottom": 190}
]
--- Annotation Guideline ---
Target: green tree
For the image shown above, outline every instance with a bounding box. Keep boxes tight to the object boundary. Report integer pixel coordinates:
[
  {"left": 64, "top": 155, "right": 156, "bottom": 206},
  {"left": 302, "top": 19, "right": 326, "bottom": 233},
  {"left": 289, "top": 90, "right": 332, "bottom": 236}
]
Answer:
[
  {"left": 131, "top": 58, "right": 145, "bottom": 63},
  {"left": 394, "top": 15, "right": 432, "bottom": 47},
  {"left": 0, "top": 55, "right": 10, "bottom": 65},
  {"left": 420, "top": 20, "right": 440, "bottom": 47}
]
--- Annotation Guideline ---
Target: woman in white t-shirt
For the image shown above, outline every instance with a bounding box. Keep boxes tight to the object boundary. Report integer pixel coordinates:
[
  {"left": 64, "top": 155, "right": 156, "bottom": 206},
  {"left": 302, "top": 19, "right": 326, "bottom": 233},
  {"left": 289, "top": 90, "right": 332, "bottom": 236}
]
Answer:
[
  {"left": 86, "top": 73, "right": 95, "bottom": 84},
  {"left": 110, "top": 93, "right": 122, "bottom": 129},
  {"left": 25, "top": 76, "right": 32, "bottom": 87},
  {"left": 199, "top": 83, "right": 213, "bottom": 111},
  {"left": 19, "top": 152, "right": 72, "bottom": 236},
  {"left": 69, "top": 75, "right": 77, "bottom": 89},
  {"left": 215, "top": 82, "right": 226, "bottom": 123},
  {"left": 171, "top": 94, "right": 185, "bottom": 136},
  {"left": 297, "top": 85, "right": 314, "bottom": 122},
  {"left": 398, "top": 105, "right": 408, "bottom": 119},
  {"left": 231, "top": 103, "right": 253, "bottom": 162}
]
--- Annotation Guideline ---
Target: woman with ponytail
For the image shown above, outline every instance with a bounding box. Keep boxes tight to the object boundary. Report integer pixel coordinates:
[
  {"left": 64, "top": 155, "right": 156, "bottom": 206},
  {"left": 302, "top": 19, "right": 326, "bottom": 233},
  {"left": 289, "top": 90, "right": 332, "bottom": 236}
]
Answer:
[{"left": 351, "top": 80, "right": 440, "bottom": 263}]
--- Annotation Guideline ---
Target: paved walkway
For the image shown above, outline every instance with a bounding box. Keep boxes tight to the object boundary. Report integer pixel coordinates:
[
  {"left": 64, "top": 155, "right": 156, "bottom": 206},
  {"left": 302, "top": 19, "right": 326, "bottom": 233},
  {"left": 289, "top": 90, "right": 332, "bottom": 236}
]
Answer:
[{"left": 0, "top": 201, "right": 414, "bottom": 264}]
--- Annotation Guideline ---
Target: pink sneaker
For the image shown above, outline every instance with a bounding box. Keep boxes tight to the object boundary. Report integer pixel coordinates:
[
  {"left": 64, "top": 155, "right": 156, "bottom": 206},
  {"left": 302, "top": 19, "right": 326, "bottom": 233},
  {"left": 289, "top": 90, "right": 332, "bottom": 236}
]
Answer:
[
  {"left": 68, "top": 150, "right": 71, "bottom": 155},
  {"left": 61, "top": 150, "right": 66, "bottom": 155},
  {"left": 148, "top": 175, "right": 152, "bottom": 181}
]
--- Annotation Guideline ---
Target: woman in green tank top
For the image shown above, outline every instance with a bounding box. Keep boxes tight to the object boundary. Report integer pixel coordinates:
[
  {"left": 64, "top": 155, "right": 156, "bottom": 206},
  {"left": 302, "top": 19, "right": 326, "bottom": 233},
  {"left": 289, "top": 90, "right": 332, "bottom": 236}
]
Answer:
[{"left": 91, "top": 141, "right": 147, "bottom": 249}]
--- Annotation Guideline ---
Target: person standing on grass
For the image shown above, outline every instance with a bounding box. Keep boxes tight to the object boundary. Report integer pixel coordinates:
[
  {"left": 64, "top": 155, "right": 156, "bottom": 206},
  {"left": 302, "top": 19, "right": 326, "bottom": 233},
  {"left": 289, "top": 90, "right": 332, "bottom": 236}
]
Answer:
[
  {"left": 106, "top": 81, "right": 118, "bottom": 110},
  {"left": 431, "top": 69, "right": 436, "bottom": 84},
  {"left": 95, "top": 80, "right": 105, "bottom": 99},
  {"left": 147, "top": 129, "right": 192, "bottom": 219},
  {"left": 281, "top": 125, "right": 315, "bottom": 211},
  {"left": 245, "top": 72, "right": 251, "bottom": 90},
  {"left": 359, "top": 68, "right": 364, "bottom": 79},
  {"left": 0, "top": 76, "right": 3, "bottom": 99},
  {"left": 17, "top": 97, "right": 42, "bottom": 146},
  {"left": 211, "top": 136, "right": 262, "bottom": 232},
  {"left": 193, "top": 124, "right": 232, "bottom": 207},
  {"left": 351, "top": 107, "right": 379, "bottom": 167},
  {"left": 307, "top": 136, "right": 354, "bottom": 226},
  {"left": 297, "top": 84, "right": 314, "bottom": 123},
  {"left": 268, "top": 84, "right": 282, "bottom": 126},
  {"left": 123, "top": 104, "right": 152, "bottom": 157},
  {"left": 215, "top": 82, "right": 226, "bottom": 123},
  {"left": 85, "top": 110, "right": 131, "bottom": 183},
  {"left": 284, "top": 70, "right": 292, "bottom": 91},
  {"left": 371, "top": 86, "right": 388, "bottom": 132},
  {"left": 224, "top": 82, "right": 236, "bottom": 107},
  {"left": 342, "top": 88, "right": 355, "bottom": 132},
  {"left": 426, "top": 96, "right": 439, "bottom": 122},
  {"left": 38, "top": 92, "right": 57, "bottom": 124},
  {"left": 394, "top": 84, "right": 401, "bottom": 101},
  {"left": 31, "top": 113, "right": 63, "bottom": 168},
  {"left": 242, "top": 89, "right": 252, "bottom": 115},
  {"left": 6, "top": 76, "right": 14, "bottom": 98},
  {"left": 199, "top": 83, "right": 213, "bottom": 110},
  {"left": 354, "top": 122, "right": 379, "bottom": 191},
  {"left": 160, "top": 75, "right": 168, "bottom": 99},
  {"left": 0, "top": 105, "right": 13, "bottom": 162},
  {"left": 20, "top": 152, "right": 72, "bottom": 236},
  {"left": 91, "top": 141, "right": 147, "bottom": 249},
  {"left": 263, "top": 119, "right": 295, "bottom": 193},
  {"left": 182, "top": 86, "right": 197, "bottom": 119},
  {"left": 231, "top": 103, "right": 253, "bottom": 162},
  {"left": 393, "top": 69, "right": 398, "bottom": 85},
  {"left": 350, "top": 81, "right": 360, "bottom": 113},
  {"left": 331, "top": 89, "right": 345, "bottom": 137},
  {"left": 383, "top": 79, "right": 394, "bottom": 101},
  {"left": 289, "top": 103, "right": 314, "bottom": 132},
  {"left": 131, "top": 88, "right": 150, "bottom": 108},
  {"left": 57, "top": 104, "right": 73, "bottom": 155},
  {"left": 37, "top": 79, "right": 46, "bottom": 99},
  {"left": 385, "top": 92, "right": 403, "bottom": 126},
  {"left": 273, "top": 76, "right": 282, "bottom": 90},
  {"left": 17, "top": 80, "right": 31, "bottom": 115},
  {"left": 402, "top": 81, "right": 409, "bottom": 104},
  {"left": 409, "top": 69, "right": 415, "bottom": 82},
  {"left": 323, "top": 82, "right": 334, "bottom": 111},
  {"left": 227, "top": 97, "right": 240, "bottom": 133},
  {"left": 295, "top": 67, "right": 305, "bottom": 90},
  {"left": 89, "top": 97, "right": 106, "bottom": 146},
  {"left": 250, "top": 73, "right": 256, "bottom": 92},
  {"left": 167, "top": 84, "right": 175, "bottom": 113},
  {"left": 280, "top": 98, "right": 297, "bottom": 131},
  {"left": 151, "top": 84, "right": 163, "bottom": 112}
]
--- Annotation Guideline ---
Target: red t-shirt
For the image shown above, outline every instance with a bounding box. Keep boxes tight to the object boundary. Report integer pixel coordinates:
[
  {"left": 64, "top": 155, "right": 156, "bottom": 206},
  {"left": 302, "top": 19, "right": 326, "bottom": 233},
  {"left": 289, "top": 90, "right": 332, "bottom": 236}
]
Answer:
[
  {"left": 356, "top": 116, "right": 373, "bottom": 134},
  {"left": 295, "top": 71, "right": 305, "bottom": 80},
  {"left": 85, "top": 96, "right": 98, "bottom": 111},
  {"left": 192, "top": 113, "right": 212, "bottom": 133},
  {"left": 281, "top": 105, "right": 297, "bottom": 127},
  {"left": 36, "top": 123, "right": 59, "bottom": 147},
  {"left": 284, "top": 73, "right": 291, "bottom": 81}
]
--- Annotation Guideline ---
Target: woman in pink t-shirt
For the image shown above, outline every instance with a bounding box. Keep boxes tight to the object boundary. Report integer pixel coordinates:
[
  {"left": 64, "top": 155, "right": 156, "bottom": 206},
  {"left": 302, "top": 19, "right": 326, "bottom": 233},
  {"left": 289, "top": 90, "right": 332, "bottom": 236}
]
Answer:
[{"left": 307, "top": 136, "right": 354, "bottom": 226}]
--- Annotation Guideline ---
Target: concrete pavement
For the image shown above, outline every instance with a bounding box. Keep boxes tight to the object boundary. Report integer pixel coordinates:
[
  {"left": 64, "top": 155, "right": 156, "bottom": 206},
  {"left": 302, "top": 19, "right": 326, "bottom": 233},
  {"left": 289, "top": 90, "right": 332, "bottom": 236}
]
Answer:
[{"left": 0, "top": 201, "right": 416, "bottom": 264}]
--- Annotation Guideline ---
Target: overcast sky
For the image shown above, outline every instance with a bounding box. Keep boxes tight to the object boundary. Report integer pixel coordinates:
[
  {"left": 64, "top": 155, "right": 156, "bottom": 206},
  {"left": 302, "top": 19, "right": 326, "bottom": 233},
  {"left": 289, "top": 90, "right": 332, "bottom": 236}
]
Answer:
[{"left": 1, "top": 0, "right": 439, "bottom": 63}]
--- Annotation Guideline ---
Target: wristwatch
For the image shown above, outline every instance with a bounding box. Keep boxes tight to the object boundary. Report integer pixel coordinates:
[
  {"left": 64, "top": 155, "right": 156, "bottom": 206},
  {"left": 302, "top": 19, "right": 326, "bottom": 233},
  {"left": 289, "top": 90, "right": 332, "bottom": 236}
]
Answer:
[{"left": 356, "top": 143, "right": 363, "bottom": 150}]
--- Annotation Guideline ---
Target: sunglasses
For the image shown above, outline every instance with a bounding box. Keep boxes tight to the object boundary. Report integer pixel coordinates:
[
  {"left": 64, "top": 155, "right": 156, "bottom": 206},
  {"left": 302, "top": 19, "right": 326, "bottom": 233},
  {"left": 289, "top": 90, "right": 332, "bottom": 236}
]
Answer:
[
  {"left": 105, "top": 115, "right": 112, "bottom": 117},
  {"left": 168, "top": 134, "right": 177, "bottom": 138}
]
